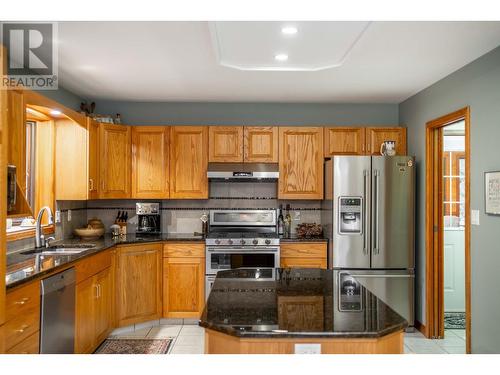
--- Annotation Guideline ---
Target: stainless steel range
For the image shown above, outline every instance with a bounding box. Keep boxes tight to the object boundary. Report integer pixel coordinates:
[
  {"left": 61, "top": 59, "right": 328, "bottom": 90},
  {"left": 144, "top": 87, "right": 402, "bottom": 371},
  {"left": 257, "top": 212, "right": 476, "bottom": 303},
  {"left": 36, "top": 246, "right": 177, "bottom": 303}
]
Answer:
[{"left": 205, "top": 210, "right": 280, "bottom": 300}]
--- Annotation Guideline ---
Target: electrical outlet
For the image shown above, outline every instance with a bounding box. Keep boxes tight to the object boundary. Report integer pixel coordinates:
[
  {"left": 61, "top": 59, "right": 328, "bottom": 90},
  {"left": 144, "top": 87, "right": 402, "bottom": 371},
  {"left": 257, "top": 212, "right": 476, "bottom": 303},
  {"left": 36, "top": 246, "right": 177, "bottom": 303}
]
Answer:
[
  {"left": 294, "top": 211, "right": 301, "bottom": 220},
  {"left": 294, "top": 343, "right": 321, "bottom": 354},
  {"left": 55, "top": 210, "right": 61, "bottom": 223},
  {"left": 67, "top": 209, "right": 72, "bottom": 222}
]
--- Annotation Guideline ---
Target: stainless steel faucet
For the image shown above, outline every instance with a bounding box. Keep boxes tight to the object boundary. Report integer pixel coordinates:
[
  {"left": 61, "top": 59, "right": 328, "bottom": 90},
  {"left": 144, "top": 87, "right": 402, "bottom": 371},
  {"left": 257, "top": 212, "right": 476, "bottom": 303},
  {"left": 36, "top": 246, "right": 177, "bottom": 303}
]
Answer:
[{"left": 35, "top": 206, "right": 54, "bottom": 248}]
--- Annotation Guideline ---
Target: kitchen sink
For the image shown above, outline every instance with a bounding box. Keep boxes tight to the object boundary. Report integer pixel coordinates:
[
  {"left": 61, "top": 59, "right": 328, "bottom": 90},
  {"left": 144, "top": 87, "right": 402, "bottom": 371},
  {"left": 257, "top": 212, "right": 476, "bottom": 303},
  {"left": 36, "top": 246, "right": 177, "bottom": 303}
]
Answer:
[{"left": 20, "top": 244, "right": 96, "bottom": 255}]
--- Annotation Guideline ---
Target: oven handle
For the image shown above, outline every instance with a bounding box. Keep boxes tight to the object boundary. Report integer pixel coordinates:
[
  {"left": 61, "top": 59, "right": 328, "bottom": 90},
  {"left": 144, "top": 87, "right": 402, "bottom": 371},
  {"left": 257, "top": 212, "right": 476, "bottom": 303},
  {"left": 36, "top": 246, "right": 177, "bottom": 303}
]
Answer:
[{"left": 206, "top": 247, "right": 280, "bottom": 253}]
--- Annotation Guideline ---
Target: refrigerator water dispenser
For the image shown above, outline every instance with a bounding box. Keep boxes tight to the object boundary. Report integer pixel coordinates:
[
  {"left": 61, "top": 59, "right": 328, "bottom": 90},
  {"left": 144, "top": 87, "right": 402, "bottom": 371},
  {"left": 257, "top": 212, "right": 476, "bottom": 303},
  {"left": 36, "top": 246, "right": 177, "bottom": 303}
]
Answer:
[{"left": 338, "top": 197, "right": 362, "bottom": 234}]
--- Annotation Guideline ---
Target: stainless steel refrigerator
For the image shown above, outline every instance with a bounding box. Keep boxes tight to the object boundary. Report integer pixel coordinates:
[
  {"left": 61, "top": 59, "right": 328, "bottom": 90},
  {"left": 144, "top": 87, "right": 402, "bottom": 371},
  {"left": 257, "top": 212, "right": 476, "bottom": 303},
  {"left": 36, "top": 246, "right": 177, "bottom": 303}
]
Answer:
[{"left": 322, "top": 156, "right": 415, "bottom": 328}]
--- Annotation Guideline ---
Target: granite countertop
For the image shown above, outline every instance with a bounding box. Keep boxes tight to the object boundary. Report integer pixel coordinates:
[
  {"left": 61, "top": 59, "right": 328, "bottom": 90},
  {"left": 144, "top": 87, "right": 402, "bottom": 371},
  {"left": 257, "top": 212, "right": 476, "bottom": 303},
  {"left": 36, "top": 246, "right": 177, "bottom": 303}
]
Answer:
[
  {"left": 279, "top": 235, "right": 328, "bottom": 242},
  {"left": 5, "top": 233, "right": 205, "bottom": 289},
  {"left": 199, "top": 268, "right": 407, "bottom": 339}
]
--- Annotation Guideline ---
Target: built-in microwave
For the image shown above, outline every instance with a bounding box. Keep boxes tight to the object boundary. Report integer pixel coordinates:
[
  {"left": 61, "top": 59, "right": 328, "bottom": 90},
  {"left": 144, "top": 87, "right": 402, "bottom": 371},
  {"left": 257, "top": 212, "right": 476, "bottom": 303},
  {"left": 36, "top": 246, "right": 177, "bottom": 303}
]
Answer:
[{"left": 7, "top": 165, "right": 17, "bottom": 212}]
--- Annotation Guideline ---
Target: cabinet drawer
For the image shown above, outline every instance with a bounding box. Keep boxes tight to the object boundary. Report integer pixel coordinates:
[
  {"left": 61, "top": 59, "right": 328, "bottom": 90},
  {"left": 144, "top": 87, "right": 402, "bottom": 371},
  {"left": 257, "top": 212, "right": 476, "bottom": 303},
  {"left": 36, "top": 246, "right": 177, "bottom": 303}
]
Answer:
[
  {"left": 6, "top": 281, "right": 40, "bottom": 321},
  {"left": 5, "top": 307, "right": 40, "bottom": 350},
  {"left": 281, "top": 257, "right": 327, "bottom": 269},
  {"left": 280, "top": 243, "right": 327, "bottom": 258},
  {"left": 6, "top": 331, "right": 40, "bottom": 354},
  {"left": 163, "top": 243, "right": 205, "bottom": 258},
  {"left": 75, "top": 250, "right": 112, "bottom": 284}
]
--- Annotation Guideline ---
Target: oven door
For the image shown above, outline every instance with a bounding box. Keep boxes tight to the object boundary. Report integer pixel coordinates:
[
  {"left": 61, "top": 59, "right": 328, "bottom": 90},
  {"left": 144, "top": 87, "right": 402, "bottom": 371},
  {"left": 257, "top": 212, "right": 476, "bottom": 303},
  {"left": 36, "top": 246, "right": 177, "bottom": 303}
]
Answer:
[{"left": 206, "top": 247, "right": 280, "bottom": 275}]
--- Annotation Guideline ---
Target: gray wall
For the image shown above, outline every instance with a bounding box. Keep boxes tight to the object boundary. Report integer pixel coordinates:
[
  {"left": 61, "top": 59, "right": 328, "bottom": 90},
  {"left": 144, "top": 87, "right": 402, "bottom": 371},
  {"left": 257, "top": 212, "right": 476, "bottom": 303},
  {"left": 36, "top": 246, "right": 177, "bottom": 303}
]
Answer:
[
  {"left": 91, "top": 101, "right": 399, "bottom": 126},
  {"left": 399, "top": 45, "right": 500, "bottom": 353},
  {"left": 35, "top": 86, "right": 84, "bottom": 112}
]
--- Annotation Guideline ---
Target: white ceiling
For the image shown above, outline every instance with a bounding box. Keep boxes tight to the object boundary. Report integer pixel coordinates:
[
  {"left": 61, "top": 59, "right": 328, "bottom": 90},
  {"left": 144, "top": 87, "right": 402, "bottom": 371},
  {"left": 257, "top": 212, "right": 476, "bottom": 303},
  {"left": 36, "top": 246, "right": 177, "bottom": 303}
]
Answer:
[{"left": 56, "top": 21, "right": 500, "bottom": 103}]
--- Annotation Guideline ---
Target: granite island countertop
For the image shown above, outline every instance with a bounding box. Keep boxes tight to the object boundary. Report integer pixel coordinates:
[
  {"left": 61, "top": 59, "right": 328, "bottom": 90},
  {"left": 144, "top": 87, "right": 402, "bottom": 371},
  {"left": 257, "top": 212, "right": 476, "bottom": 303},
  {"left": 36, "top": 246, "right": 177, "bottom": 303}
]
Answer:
[
  {"left": 5, "top": 233, "right": 205, "bottom": 289},
  {"left": 199, "top": 268, "right": 407, "bottom": 339}
]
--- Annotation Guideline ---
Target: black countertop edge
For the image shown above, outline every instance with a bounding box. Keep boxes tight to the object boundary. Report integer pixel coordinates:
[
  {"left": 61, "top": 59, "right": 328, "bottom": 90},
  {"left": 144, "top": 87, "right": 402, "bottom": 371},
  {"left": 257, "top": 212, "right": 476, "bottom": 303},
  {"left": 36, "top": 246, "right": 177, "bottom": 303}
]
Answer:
[
  {"left": 6, "top": 233, "right": 205, "bottom": 290},
  {"left": 198, "top": 321, "right": 408, "bottom": 339},
  {"left": 279, "top": 236, "right": 328, "bottom": 242}
]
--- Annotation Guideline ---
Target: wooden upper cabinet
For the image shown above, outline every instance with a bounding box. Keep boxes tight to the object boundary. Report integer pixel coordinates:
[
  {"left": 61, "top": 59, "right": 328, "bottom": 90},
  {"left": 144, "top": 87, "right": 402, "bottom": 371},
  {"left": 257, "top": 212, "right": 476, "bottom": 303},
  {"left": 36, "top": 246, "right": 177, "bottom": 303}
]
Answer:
[
  {"left": 278, "top": 127, "right": 324, "bottom": 200},
  {"left": 7, "top": 90, "right": 26, "bottom": 193},
  {"left": 244, "top": 126, "right": 278, "bottom": 163},
  {"left": 209, "top": 126, "right": 243, "bottom": 162},
  {"left": 87, "top": 119, "right": 100, "bottom": 200},
  {"left": 324, "top": 127, "right": 366, "bottom": 156},
  {"left": 170, "top": 126, "right": 208, "bottom": 199},
  {"left": 54, "top": 119, "right": 88, "bottom": 200},
  {"left": 116, "top": 244, "right": 162, "bottom": 327},
  {"left": 99, "top": 123, "right": 131, "bottom": 199},
  {"left": 366, "top": 127, "right": 407, "bottom": 156},
  {"left": 131, "top": 126, "right": 169, "bottom": 199}
]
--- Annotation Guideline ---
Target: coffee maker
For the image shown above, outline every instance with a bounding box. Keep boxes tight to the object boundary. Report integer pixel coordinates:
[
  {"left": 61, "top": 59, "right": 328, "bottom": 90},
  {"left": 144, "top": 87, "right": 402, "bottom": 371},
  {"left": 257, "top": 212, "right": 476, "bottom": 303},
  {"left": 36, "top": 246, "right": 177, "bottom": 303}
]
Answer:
[{"left": 136, "top": 202, "right": 161, "bottom": 235}]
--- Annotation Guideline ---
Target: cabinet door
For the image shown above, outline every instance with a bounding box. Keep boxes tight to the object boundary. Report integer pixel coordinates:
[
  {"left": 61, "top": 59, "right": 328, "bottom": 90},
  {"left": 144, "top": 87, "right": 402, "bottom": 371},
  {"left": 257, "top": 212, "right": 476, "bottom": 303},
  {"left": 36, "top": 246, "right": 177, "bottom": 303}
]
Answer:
[
  {"left": 366, "top": 127, "right": 407, "bottom": 156},
  {"left": 88, "top": 119, "right": 100, "bottom": 199},
  {"left": 131, "top": 126, "right": 169, "bottom": 198},
  {"left": 75, "top": 276, "right": 96, "bottom": 354},
  {"left": 278, "top": 127, "right": 323, "bottom": 200},
  {"left": 99, "top": 123, "right": 131, "bottom": 198},
  {"left": 94, "top": 267, "right": 113, "bottom": 345},
  {"left": 163, "top": 257, "right": 205, "bottom": 318},
  {"left": 116, "top": 244, "right": 162, "bottom": 326},
  {"left": 324, "top": 127, "right": 365, "bottom": 156},
  {"left": 55, "top": 119, "right": 88, "bottom": 200},
  {"left": 7, "top": 90, "right": 26, "bottom": 194},
  {"left": 170, "top": 126, "right": 208, "bottom": 199},
  {"left": 244, "top": 126, "right": 278, "bottom": 162},
  {"left": 209, "top": 126, "right": 243, "bottom": 162}
]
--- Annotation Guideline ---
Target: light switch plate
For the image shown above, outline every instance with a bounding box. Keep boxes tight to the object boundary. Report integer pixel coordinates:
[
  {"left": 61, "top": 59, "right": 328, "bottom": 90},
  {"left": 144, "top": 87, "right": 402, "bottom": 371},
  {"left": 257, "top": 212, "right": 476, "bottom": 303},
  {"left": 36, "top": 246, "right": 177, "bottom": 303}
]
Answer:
[
  {"left": 471, "top": 209, "right": 480, "bottom": 225},
  {"left": 55, "top": 210, "right": 61, "bottom": 223},
  {"left": 294, "top": 343, "right": 321, "bottom": 354},
  {"left": 67, "top": 209, "right": 72, "bottom": 222}
]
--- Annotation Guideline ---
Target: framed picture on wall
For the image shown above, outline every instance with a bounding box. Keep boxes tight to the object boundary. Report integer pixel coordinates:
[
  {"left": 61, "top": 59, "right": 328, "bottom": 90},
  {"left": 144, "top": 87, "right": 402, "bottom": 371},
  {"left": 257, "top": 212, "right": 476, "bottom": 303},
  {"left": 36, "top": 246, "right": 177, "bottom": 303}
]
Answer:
[{"left": 485, "top": 171, "right": 500, "bottom": 215}]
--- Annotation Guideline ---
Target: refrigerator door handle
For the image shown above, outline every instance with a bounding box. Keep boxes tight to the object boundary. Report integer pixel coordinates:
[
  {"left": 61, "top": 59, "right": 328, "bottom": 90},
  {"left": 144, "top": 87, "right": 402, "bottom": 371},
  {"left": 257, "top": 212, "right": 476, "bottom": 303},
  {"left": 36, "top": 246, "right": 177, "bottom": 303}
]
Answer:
[
  {"left": 374, "top": 170, "right": 381, "bottom": 255},
  {"left": 363, "top": 170, "right": 368, "bottom": 255}
]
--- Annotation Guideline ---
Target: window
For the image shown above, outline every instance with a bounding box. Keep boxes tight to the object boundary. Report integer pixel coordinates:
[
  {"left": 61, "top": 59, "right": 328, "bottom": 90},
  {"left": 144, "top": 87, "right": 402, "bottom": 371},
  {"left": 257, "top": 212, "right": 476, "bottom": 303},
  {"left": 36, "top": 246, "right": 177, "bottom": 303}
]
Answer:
[{"left": 442, "top": 137, "right": 465, "bottom": 228}]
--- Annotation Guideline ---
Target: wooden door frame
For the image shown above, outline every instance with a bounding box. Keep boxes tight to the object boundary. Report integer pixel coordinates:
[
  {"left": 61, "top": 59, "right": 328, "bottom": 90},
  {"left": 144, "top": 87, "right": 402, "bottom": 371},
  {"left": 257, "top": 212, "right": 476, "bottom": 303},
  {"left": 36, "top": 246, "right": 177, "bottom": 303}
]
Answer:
[{"left": 425, "top": 107, "right": 471, "bottom": 353}]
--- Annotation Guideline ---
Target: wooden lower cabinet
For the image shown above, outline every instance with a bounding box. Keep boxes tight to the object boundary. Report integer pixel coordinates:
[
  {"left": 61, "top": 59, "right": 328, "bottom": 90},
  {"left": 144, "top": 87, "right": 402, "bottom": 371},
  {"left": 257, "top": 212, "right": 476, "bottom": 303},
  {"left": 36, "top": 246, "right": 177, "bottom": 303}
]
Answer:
[
  {"left": 116, "top": 244, "right": 162, "bottom": 326},
  {"left": 162, "top": 242, "right": 205, "bottom": 318},
  {"left": 280, "top": 242, "right": 328, "bottom": 269},
  {"left": 75, "top": 267, "right": 113, "bottom": 354},
  {"left": 163, "top": 257, "right": 205, "bottom": 318},
  {"left": 4, "top": 282, "right": 40, "bottom": 353}
]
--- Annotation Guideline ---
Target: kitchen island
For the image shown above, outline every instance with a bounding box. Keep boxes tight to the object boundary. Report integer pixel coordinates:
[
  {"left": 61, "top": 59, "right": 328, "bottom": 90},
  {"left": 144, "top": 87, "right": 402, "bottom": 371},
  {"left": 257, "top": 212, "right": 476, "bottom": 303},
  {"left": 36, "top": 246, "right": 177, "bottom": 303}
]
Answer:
[{"left": 199, "top": 268, "right": 407, "bottom": 354}]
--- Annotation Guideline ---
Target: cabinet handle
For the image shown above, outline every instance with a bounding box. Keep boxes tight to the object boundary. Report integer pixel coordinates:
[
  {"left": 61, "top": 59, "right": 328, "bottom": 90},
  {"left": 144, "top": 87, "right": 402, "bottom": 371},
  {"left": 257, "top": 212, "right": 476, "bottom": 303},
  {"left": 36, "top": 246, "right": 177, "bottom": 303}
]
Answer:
[
  {"left": 94, "top": 284, "right": 99, "bottom": 299},
  {"left": 14, "top": 298, "right": 29, "bottom": 305},
  {"left": 16, "top": 324, "right": 29, "bottom": 333},
  {"left": 98, "top": 284, "right": 102, "bottom": 298},
  {"left": 89, "top": 178, "right": 94, "bottom": 191}
]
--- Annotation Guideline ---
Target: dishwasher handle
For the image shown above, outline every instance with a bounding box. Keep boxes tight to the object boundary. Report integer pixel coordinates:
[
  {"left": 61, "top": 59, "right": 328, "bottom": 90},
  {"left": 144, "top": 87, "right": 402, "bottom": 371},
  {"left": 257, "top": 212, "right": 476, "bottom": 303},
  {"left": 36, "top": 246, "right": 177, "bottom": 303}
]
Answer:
[{"left": 41, "top": 268, "right": 76, "bottom": 295}]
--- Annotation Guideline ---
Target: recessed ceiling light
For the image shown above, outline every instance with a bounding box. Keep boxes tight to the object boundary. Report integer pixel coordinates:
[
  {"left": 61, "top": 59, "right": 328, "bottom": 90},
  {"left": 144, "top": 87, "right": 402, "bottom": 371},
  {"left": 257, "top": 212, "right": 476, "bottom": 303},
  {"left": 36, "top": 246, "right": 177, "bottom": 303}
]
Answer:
[
  {"left": 50, "top": 110, "right": 62, "bottom": 115},
  {"left": 274, "top": 54, "right": 288, "bottom": 62},
  {"left": 281, "top": 26, "right": 298, "bottom": 35}
]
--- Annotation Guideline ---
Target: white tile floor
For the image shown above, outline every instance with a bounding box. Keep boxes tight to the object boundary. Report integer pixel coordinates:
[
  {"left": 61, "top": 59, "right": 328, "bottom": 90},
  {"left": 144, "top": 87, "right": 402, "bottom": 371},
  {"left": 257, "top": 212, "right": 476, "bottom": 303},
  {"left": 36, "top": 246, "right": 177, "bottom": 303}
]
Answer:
[
  {"left": 404, "top": 329, "right": 466, "bottom": 354},
  {"left": 109, "top": 321, "right": 466, "bottom": 354},
  {"left": 109, "top": 319, "right": 205, "bottom": 354}
]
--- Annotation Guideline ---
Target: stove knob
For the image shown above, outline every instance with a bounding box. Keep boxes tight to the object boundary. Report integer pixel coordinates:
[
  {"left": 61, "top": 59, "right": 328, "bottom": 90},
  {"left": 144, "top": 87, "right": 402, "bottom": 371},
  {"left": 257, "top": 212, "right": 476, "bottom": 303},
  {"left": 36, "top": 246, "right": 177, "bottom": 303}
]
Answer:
[
  {"left": 215, "top": 239, "right": 221, "bottom": 245},
  {"left": 252, "top": 239, "right": 258, "bottom": 245},
  {"left": 228, "top": 239, "right": 233, "bottom": 245},
  {"left": 240, "top": 239, "right": 246, "bottom": 245},
  {"left": 265, "top": 239, "right": 271, "bottom": 245}
]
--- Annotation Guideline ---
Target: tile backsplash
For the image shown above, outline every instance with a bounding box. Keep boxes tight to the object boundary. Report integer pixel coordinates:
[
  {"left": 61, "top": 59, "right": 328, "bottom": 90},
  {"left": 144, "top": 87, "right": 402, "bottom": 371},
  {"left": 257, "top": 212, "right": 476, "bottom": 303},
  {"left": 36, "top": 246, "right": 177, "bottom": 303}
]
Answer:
[{"left": 7, "top": 181, "right": 323, "bottom": 254}]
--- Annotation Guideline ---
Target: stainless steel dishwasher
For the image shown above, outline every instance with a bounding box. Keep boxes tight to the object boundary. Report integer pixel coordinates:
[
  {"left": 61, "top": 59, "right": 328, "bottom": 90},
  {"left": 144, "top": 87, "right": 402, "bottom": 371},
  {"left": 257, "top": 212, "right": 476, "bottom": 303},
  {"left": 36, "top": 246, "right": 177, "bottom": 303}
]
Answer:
[{"left": 40, "top": 268, "right": 76, "bottom": 354}]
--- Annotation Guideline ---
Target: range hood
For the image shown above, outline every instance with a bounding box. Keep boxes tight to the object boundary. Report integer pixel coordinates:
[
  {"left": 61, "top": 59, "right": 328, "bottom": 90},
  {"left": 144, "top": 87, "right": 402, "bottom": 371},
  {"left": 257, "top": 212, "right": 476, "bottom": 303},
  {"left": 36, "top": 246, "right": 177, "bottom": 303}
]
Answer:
[{"left": 207, "top": 163, "right": 279, "bottom": 180}]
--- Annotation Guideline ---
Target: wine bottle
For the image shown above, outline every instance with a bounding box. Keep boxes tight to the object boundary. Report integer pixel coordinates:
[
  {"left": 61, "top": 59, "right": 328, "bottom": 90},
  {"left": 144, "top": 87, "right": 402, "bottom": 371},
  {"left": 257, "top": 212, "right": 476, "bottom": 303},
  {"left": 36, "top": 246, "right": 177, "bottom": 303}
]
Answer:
[{"left": 278, "top": 205, "right": 284, "bottom": 235}]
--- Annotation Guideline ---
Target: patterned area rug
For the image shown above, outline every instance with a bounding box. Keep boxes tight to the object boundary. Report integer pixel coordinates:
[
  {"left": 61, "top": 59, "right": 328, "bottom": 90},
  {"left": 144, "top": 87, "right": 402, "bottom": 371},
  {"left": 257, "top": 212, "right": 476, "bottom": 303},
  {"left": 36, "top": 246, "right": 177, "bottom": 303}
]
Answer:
[
  {"left": 444, "top": 312, "right": 466, "bottom": 329},
  {"left": 95, "top": 338, "right": 173, "bottom": 354}
]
